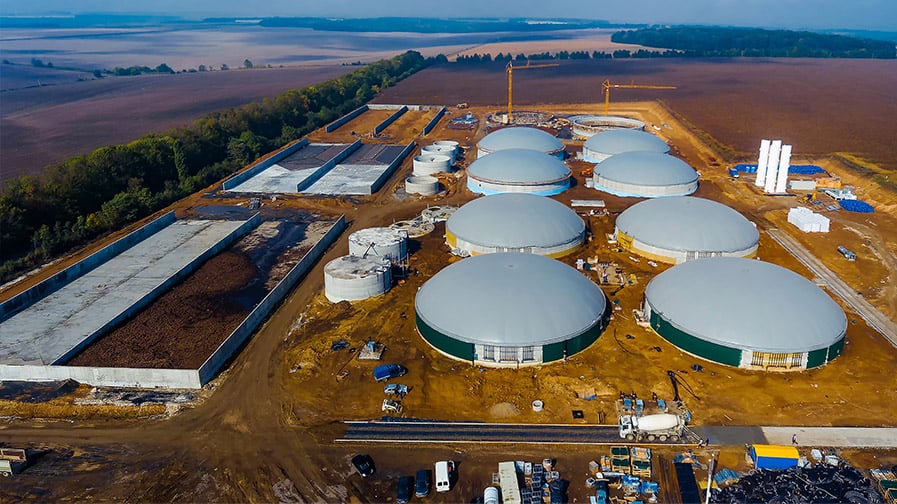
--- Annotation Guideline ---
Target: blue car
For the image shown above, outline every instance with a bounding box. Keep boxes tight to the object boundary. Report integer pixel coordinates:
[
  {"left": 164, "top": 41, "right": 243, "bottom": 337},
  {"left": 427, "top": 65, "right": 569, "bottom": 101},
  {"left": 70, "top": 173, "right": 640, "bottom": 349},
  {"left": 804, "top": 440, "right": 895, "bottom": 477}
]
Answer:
[
  {"left": 373, "top": 363, "right": 407, "bottom": 382},
  {"left": 397, "top": 475, "right": 414, "bottom": 504}
]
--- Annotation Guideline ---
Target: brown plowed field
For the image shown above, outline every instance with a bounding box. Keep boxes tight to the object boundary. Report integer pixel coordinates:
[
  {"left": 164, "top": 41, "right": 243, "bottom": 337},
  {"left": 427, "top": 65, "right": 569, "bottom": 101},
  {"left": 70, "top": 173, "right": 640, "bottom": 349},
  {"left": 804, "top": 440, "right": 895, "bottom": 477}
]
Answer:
[
  {"left": 0, "top": 65, "right": 353, "bottom": 182},
  {"left": 375, "top": 59, "right": 897, "bottom": 169}
]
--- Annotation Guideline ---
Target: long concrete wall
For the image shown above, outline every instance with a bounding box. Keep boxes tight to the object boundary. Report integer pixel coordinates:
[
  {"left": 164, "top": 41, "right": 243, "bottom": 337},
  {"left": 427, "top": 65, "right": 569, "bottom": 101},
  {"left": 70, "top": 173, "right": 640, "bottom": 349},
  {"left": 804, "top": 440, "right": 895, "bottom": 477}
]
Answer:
[
  {"left": 53, "top": 213, "right": 264, "bottom": 365},
  {"left": 371, "top": 141, "right": 416, "bottom": 194},
  {"left": 197, "top": 215, "right": 348, "bottom": 385},
  {"left": 326, "top": 105, "right": 369, "bottom": 132},
  {"left": 422, "top": 107, "right": 447, "bottom": 136},
  {"left": 0, "top": 211, "right": 177, "bottom": 322},
  {"left": 222, "top": 138, "right": 310, "bottom": 191},
  {"left": 296, "top": 140, "right": 362, "bottom": 192},
  {"left": 0, "top": 363, "right": 202, "bottom": 389},
  {"left": 373, "top": 106, "right": 408, "bottom": 135}
]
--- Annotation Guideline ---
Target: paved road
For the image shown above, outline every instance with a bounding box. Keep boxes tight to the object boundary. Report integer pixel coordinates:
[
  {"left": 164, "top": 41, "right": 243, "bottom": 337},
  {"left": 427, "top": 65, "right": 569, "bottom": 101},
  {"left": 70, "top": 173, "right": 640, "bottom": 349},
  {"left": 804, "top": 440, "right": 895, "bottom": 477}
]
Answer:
[
  {"left": 339, "top": 420, "right": 897, "bottom": 448},
  {"left": 767, "top": 228, "right": 897, "bottom": 347}
]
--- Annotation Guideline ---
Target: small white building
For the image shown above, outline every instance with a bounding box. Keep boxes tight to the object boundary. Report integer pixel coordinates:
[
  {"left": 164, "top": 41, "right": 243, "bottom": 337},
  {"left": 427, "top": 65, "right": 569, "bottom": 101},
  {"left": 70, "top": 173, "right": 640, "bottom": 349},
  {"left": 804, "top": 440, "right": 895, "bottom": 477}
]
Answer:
[{"left": 787, "top": 207, "right": 830, "bottom": 233}]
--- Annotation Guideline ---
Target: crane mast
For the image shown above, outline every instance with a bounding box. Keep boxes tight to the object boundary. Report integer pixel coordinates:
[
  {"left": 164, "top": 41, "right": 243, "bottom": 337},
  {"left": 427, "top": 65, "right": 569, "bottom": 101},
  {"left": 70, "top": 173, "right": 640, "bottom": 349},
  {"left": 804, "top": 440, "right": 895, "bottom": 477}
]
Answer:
[{"left": 601, "top": 79, "right": 676, "bottom": 116}]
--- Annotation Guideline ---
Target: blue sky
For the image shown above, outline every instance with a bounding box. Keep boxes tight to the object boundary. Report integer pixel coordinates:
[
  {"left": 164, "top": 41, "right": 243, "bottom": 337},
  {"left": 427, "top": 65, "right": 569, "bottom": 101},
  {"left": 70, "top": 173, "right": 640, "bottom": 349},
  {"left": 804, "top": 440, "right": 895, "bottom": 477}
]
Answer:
[{"left": 2, "top": 0, "right": 896, "bottom": 31}]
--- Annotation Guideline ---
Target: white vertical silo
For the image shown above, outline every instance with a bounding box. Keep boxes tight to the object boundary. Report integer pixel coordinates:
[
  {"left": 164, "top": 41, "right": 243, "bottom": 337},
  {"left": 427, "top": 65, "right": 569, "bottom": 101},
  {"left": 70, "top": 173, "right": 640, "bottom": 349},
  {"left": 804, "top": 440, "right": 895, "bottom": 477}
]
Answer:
[
  {"left": 755, "top": 139, "right": 771, "bottom": 187},
  {"left": 774, "top": 144, "right": 792, "bottom": 193},
  {"left": 764, "top": 140, "right": 782, "bottom": 193},
  {"left": 347, "top": 227, "right": 408, "bottom": 265},
  {"left": 324, "top": 255, "right": 392, "bottom": 302}
]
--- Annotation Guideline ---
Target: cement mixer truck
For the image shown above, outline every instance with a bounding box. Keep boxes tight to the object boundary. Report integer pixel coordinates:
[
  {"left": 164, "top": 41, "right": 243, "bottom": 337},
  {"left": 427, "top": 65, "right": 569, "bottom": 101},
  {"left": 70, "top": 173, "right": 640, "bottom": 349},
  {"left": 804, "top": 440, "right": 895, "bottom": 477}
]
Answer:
[{"left": 619, "top": 412, "right": 686, "bottom": 442}]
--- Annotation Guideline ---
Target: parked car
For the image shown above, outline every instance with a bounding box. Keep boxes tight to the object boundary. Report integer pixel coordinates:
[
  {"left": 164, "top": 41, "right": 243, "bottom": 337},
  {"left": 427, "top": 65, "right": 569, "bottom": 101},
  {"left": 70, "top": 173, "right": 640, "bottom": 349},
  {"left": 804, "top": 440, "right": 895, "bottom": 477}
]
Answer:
[
  {"left": 397, "top": 475, "right": 414, "bottom": 504},
  {"left": 351, "top": 454, "right": 375, "bottom": 478},
  {"left": 415, "top": 469, "right": 430, "bottom": 498},
  {"left": 435, "top": 460, "right": 455, "bottom": 493},
  {"left": 383, "top": 383, "right": 409, "bottom": 397},
  {"left": 373, "top": 363, "right": 407, "bottom": 382}
]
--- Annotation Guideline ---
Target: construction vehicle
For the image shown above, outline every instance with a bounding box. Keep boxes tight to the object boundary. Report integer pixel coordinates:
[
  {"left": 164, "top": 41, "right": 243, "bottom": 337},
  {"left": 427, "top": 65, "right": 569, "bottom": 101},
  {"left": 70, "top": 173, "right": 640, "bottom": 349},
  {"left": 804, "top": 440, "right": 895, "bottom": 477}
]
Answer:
[
  {"left": 601, "top": 79, "right": 676, "bottom": 116},
  {"left": 619, "top": 412, "right": 686, "bottom": 442},
  {"left": 506, "top": 61, "right": 559, "bottom": 123}
]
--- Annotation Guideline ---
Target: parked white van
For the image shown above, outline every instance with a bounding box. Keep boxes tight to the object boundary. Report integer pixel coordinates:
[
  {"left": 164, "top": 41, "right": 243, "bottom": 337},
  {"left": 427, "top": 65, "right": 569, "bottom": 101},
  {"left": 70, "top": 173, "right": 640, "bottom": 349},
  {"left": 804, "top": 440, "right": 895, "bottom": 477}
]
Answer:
[{"left": 435, "top": 460, "right": 455, "bottom": 493}]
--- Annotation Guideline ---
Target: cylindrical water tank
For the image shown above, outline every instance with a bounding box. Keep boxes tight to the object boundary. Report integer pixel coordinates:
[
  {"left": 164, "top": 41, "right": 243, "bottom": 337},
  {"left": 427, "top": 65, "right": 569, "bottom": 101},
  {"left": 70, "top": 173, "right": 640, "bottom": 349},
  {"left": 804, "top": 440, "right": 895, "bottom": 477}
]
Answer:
[
  {"left": 484, "top": 487, "right": 499, "bottom": 504},
  {"left": 324, "top": 256, "right": 392, "bottom": 302},
  {"left": 347, "top": 227, "right": 408, "bottom": 264},
  {"left": 422, "top": 144, "right": 456, "bottom": 162},
  {"left": 405, "top": 175, "right": 439, "bottom": 196},
  {"left": 433, "top": 140, "right": 459, "bottom": 159},
  {"left": 413, "top": 154, "right": 452, "bottom": 175}
]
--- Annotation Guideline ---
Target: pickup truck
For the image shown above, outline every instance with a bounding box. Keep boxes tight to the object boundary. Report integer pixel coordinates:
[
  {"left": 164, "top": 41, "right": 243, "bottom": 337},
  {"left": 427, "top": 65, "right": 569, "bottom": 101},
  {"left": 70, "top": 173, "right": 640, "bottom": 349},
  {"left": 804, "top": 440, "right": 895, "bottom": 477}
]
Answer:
[{"left": 373, "top": 363, "right": 407, "bottom": 382}]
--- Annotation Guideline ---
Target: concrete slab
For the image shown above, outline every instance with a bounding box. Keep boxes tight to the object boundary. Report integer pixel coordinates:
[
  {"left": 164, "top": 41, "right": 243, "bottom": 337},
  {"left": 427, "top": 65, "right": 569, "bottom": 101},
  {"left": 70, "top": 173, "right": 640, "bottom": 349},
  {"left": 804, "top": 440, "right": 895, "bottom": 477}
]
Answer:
[
  {"left": 302, "top": 164, "right": 388, "bottom": 195},
  {"left": 0, "top": 219, "right": 247, "bottom": 366},
  {"left": 227, "top": 143, "right": 349, "bottom": 194},
  {"left": 302, "top": 144, "right": 409, "bottom": 195}
]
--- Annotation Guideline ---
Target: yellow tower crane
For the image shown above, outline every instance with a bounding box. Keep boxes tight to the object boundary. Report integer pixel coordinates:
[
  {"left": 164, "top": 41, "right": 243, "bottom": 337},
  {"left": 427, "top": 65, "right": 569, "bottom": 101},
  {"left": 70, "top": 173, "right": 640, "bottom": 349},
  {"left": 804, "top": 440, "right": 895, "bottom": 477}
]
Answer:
[
  {"left": 601, "top": 79, "right": 676, "bottom": 116},
  {"left": 506, "top": 61, "right": 559, "bottom": 123}
]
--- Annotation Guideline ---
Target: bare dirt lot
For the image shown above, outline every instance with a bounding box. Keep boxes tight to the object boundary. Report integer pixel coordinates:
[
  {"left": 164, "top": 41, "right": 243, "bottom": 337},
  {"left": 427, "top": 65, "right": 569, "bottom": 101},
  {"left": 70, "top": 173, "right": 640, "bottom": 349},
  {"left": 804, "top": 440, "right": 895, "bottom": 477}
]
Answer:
[{"left": 2, "top": 60, "right": 897, "bottom": 503}]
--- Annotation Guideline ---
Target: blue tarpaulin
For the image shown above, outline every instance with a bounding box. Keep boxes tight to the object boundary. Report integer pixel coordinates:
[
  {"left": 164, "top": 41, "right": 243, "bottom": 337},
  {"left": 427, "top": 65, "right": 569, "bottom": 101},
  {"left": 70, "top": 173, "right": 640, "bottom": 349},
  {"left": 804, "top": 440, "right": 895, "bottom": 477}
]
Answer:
[{"left": 840, "top": 200, "right": 874, "bottom": 213}]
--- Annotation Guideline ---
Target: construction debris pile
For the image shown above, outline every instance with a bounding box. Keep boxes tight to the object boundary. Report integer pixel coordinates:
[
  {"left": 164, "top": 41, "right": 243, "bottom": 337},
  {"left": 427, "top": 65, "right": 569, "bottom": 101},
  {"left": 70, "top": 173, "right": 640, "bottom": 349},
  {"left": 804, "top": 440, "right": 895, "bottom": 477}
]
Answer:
[{"left": 709, "top": 461, "right": 885, "bottom": 504}]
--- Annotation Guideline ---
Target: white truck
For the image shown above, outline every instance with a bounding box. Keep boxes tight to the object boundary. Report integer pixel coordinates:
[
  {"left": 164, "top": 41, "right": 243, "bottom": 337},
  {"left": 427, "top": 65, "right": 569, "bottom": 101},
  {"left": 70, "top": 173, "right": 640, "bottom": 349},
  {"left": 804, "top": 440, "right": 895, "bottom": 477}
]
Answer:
[{"left": 618, "top": 413, "right": 686, "bottom": 442}]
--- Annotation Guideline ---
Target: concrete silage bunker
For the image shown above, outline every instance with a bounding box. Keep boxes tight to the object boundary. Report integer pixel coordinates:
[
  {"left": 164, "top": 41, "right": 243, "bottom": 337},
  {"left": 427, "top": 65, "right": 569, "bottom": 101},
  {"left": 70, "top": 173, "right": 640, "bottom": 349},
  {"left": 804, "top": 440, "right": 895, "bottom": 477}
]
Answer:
[
  {"left": 415, "top": 253, "right": 609, "bottom": 367},
  {"left": 643, "top": 257, "right": 847, "bottom": 370}
]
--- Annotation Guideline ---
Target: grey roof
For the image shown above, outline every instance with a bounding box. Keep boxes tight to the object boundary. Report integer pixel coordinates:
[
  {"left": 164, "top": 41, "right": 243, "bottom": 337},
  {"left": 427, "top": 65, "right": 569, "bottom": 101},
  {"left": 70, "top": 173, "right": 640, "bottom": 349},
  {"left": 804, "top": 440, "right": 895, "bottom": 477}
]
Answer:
[
  {"left": 645, "top": 257, "right": 847, "bottom": 352},
  {"left": 593, "top": 151, "right": 697, "bottom": 186},
  {"left": 584, "top": 129, "right": 669, "bottom": 155},
  {"left": 447, "top": 193, "right": 585, "bottom": 249},
  {"left": 468, "top": 148, "right": 571, "bottom": 184},
  {"left": 478, "top": 127, "right": 564, "bottom": 154},
  {"left": 415, "top": 253, "right": 606, "bottom": 346},
  {"left": 616, "top": 197, "right": 758, "bottom": 252}
]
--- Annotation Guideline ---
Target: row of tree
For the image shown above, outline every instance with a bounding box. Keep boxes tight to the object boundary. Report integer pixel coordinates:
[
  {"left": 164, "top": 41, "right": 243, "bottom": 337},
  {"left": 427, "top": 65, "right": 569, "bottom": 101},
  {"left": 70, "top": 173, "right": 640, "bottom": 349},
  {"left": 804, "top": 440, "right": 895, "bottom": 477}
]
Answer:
[
  {"left": 0, "top": 51, "right": 430, "bottom": 283},
  {"left": 612, "top": 27, "right": 896, "bottom": 59},
  {"left": 454, "top": 48, "right": 685, "bottom": 64}
]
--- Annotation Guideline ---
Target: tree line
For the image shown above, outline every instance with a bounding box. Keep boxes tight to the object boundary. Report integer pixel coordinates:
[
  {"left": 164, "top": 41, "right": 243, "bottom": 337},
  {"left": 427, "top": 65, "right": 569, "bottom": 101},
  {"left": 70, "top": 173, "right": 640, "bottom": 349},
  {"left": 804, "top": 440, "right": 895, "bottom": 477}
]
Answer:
[
  {"left": 612, "top": 27, "right": 896, "bottom": 59},
  {"left": 0, "top": 51, "right": 430, "bottom": 283},
  {"left": 455, "top": 49, "right": 686, "bottom": 64}
]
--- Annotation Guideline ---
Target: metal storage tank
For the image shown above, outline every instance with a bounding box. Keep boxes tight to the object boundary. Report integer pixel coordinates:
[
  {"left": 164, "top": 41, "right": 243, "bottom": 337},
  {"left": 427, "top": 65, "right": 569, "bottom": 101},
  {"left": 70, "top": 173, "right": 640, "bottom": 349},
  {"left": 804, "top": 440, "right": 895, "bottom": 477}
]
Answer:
[
  {"left": 592, "top": 151, "right": 698, "bottom": 198},
  {"left": 476, "top": 126, "right": 565, "bottom": 159},
  {"left": 413, "top": 154, "right": 452, "bottom": 175},
  {"left": 583, "top": 129, "right": 669, "bottom": 162},
  {"left": 446, "top": 193, "right": 585, "bottom": 257},
  {"left": 422, "top": 144, "right": 456, "bottom": 163},
  {"left": 415, "top": 253, "right": 609, "bottom": 367},
  {"left": 643, "top": 257, "right": 847, "bottom": 370},
  {"left": 615, "top": 197, "right": 759, "bottom": 264},
  {"left": 405, "top": 175, "right": 439, "bottom": 195},
  {"left": 324, "top": 255, "right": 392, "bottom": 303},
  {"left": 467, "top": 148, "right": 571, "bottom": 196},
  {"left": 347, "top": 227, "right": 408, "bottom": 264}
]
